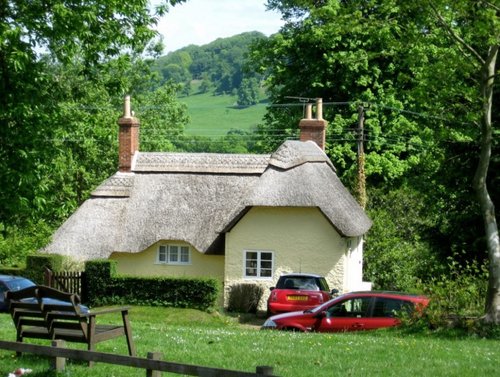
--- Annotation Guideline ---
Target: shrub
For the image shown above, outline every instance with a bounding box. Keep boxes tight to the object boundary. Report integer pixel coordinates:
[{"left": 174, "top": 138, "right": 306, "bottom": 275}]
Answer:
[
  {"left": 0, "top": 266, "right": 25, "bottom": 275},
  {"left": 25, "top": 254, "right": 64, "bottom": 284},
  {"left": 0, "top": 222, "right": 52, "bottom": 267},
  {"left": 227, "top": 283, "right": 264, "bottom": 313},
  {"left": 402, "top": 257, "right": 495, "bottom": 337},
  {"left": 364, "top": 187, "right": 442, "bottom": 291},
  {"left": 84, "top": 260, "right": 219, "bottom": 311},
  {"left": 83, "top": 259, "right": 117, "bottom": 303}
]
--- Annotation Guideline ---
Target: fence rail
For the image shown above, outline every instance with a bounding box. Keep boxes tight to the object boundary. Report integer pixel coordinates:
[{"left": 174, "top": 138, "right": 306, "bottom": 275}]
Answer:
[
  {"left": 44, "top": 268, "right": 84, "bottom": 297},
  {"left": 0, "top": 340, "right": 277, "bottom": 376}
]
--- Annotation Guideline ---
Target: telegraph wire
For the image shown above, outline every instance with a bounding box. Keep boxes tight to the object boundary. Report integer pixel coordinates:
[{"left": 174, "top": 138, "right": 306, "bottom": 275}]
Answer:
[{"left": 41, "top": 99, "right": 475, "bottom": 148}]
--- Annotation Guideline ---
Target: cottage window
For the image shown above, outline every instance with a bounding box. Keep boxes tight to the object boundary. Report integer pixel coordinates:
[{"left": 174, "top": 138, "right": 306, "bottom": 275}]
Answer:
[
  {"left": 244, "top": 250, "right": 273, "bottom": 278},
  {"left": 158, "top": 245, "right": 191, "bottom": 265}
]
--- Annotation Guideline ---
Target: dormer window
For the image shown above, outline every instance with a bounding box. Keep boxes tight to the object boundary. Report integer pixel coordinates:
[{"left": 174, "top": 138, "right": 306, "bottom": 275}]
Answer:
[{"left": 157, "top": 244, "right": 191, "bottom": 265}]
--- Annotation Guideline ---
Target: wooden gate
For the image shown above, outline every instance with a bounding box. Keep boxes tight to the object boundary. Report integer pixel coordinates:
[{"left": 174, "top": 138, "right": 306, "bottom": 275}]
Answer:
[{"left": 44, "top": 268, "right": 84, "bottom": 297}]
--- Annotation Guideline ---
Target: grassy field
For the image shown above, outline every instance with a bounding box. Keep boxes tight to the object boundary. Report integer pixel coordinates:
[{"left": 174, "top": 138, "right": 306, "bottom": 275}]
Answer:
[
  {"left": 0, "top": 307, "right": 498, "bottom": 377},
  {"left": 179, "top": 86, "right": 268, "bottom": 137}
]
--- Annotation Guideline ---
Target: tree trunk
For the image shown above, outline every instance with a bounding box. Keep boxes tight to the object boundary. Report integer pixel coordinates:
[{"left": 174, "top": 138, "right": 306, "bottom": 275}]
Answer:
[{"left": 474, "top": 45, "right": 500, "bottom": 324}]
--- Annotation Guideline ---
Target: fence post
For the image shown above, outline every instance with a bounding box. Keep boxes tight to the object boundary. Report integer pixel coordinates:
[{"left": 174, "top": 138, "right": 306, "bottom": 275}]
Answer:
[
  {"left": 44, "top": 267, "right": 52, "bottom": 287},
  {"left": 50, "top": 340, "right": 66, "bottom": 371},
  {"left": 256, "top": 366, "right": 274, "bottom": 375},
  {"left": 146, "top": 352, "right": 162, "bottom": 377},
  {"left": 81, "top": 271, "right": 88, "bottom": 303}
]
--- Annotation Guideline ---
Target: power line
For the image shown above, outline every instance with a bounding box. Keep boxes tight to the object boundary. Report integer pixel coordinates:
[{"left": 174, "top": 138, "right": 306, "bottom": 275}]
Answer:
[{"left": 63, "top": 99, "right": 471, "bottom": 126}]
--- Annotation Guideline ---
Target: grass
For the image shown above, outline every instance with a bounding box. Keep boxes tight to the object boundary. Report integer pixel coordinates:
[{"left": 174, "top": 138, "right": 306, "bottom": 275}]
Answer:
[
  {"left": 0, "top": 307, "right": 499, "bottom": 376},
  {"left": 179, "top": 85, "right": 268, "bottom": 137}
]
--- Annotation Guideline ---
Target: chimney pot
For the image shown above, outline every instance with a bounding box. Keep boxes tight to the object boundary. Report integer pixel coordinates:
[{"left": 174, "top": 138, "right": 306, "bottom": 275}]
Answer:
[
  {"left": 123, "top": 95, "right": 132, "bottom": 118},
  {"left": 305, "top": 103, "right": 313, "bottom": 119},
  {"left": 316, "top": 98, "right": 323, "bottom": 120},
  {"left": 299, "top": 98, "right": 327, "bottom": 151}
]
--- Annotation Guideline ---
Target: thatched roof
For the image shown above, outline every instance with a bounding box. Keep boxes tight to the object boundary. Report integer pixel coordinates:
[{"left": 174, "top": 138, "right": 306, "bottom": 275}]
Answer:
[{"left": 42, "top": 141, "right": 371, "bottom": 260}]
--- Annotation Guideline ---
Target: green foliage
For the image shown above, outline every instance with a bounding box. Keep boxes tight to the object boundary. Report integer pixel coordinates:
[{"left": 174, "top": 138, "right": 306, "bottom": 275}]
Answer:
[
  {"left": 24, "top": 254, "right": 64, "bottom": 284},
  {"left": 364, "top": 186, "right": 442, "bottom": 290},
  {"left": 105, "top": 276, "right": 220, "bottom": 311},
  {"left": 198, "top": 78, "right": 212, "bottom": 93},
  {"left": 227, "top": 283, "right": 265, "bottom": 313},
  {"left": 237, "top": 78, "right": 260, "bottom": 106},
  {"left": 154, "top": 32, "right": 266, "bottom": 94},
  {"left": 422, "top": 258, "right": 488, "bottom": 318},
  {"left": 0, "top": 222, "right": 52, "bottom": 267},
  {"left": 84, "top": 260, "right": 219, "bottom": 311},
  {"left": 402, "top": 258, "right": 492, "bottom": 336},
  {"left": 0, "top": 266, "right": 24, "bottom": 275},
  {"left": 83, "top": 259, "right": 117, "bottom": 302},
  {"left": 175, "top": 132, "right": 254, "bottom": 154},
  {"left": 250, "top": 1, "right": 436, "bottom": 181},
  {"left": 136, "top": 82, "right": 190, "bottom": 152},
  {"left": 0, "top": 1, "right": 192, "bottom": 267},
  {"left": 0, "top": 0, "right": 173, "bottom": 228}
]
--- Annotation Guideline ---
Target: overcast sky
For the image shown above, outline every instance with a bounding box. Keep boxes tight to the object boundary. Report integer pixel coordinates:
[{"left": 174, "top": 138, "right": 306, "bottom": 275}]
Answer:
[{"left": 156, "top": 0, "right": 284, "bottom": 53}]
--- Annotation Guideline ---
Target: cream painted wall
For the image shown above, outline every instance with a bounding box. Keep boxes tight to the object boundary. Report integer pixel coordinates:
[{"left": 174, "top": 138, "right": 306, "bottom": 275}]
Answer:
[
  {"left": 110, "top": 241, "right": 225, "bottom": 280},
  {"left": 224, "top": 207, "right": 348, "bottom": 310}
]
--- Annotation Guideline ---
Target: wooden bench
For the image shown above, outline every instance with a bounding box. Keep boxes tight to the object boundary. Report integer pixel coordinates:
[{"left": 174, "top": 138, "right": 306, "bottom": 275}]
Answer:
[{"left": 6, "top": 285, "right": 135, "bottom": 366}]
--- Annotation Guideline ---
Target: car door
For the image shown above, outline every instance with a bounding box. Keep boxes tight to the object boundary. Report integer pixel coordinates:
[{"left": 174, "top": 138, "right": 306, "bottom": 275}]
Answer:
[{"left": 315, "top": 296, "right": 374, "bottom": 332}]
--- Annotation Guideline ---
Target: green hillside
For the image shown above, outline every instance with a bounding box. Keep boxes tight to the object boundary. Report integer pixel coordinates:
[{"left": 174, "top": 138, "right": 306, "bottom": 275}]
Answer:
[
  {"left": 180, "top": 86, "right": 268, "bottom": 137},
  {"left": 154, "top": 32, "right": 271, "bottom": 138}
]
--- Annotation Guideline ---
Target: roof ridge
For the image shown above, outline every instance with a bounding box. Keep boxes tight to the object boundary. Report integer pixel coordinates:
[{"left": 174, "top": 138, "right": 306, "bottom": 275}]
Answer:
[{"left": 133, "top": 151, "right": 271, "bottom": 174}]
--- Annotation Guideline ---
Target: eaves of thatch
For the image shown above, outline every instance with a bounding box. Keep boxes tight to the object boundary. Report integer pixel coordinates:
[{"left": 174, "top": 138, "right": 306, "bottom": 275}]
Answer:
[{"left": 42, "top": 140, "right": 371, "bottom": 260}]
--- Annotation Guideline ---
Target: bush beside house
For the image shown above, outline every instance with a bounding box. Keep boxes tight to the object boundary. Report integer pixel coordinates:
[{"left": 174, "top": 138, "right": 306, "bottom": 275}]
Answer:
[
  {"left": 84, "top": 259, "right": 220, "bottom": 311},
  {"left": 0, "top": 254, "right": 63, "bottom": 283}
]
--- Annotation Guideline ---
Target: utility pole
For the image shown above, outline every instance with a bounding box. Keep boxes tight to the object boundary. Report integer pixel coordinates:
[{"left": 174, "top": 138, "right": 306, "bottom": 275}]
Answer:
[{"left": 356, "top": 105, "right": 367, "bottom": 209}]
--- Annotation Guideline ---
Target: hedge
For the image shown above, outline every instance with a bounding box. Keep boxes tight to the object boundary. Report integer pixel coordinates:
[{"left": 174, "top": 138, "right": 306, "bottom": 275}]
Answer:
[
  {"left": 25, "top": 254, "right": 63, "bottom": 284},
  {"left": 0, "top": 254, "right": 63, "bottom": 284},
  {"left": 84, "top": 259, "right": 220, "bottom": 311}
]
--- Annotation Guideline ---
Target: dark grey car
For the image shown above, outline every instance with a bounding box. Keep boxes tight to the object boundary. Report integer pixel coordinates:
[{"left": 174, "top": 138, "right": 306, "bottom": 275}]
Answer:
[{"left": 0, "top": 274, "right": 88, "bottom": 312}]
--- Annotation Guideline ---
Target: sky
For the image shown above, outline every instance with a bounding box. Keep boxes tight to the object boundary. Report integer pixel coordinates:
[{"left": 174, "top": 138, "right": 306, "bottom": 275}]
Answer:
[{"left": 156, "top": 0, "right": 284, "bottom": 53}]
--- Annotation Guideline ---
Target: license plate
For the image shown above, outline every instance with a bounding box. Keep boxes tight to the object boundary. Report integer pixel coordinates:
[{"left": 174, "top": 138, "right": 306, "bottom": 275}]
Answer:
[{"left": 287, "top": 295, "right": 308, "bottom": 301}]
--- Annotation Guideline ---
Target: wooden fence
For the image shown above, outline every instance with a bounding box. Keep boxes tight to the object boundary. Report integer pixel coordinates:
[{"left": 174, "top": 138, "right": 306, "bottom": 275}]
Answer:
[
  {"left": 44, "top": 268, "right": 84, "bottom": 297},
  {"left": 0, "top": 340, "right": 277, "bottom": 376}
]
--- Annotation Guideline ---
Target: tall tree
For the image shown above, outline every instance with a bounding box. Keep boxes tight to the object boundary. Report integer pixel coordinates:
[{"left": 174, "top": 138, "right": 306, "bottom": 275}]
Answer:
[
  {"left": 255, "top": 0, "right": 499, "bottom": 322},
  {"left": 420, "top": 0, "right": 499, "bottom": 324},
  {"left": 0, "top": 0, "right": 187, "bottom": 250},
  {"left": 251, "top": 0, "right": 431, "bottom": 179}
]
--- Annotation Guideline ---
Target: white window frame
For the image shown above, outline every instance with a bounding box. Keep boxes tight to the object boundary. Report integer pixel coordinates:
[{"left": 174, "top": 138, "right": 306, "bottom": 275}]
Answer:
[
  {"left": 157, "top": 244, "right": 191, "bottom": 265},
  {"left": 243, "top": 250, "right": 274, "bottom": 279}
]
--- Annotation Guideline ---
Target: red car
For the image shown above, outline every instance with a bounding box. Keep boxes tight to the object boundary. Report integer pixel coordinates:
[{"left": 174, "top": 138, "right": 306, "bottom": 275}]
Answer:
[
  {"left": 267, "top": 273, "right": 336, "bottom": 315},
  {"left": 262, "top": 291, "right": 429, "bottom": 332}
]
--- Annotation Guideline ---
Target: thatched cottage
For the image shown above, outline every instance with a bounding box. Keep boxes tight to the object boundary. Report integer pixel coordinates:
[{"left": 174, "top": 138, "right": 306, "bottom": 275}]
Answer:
[{"left": 42, "top": 97, "right": 372, "bottom": 309}]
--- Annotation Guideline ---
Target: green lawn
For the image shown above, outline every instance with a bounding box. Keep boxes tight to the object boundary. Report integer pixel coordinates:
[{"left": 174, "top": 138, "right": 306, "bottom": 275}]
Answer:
[
  {"left": 0, "top": 307, "right": 498, "bottom": 376},
  {"left": 179, "top": 90, "right": 268, "bottom": 137}
]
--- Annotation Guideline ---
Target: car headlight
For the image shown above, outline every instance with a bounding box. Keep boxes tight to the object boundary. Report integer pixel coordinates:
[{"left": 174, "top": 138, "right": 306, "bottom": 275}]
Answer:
[{"left": 262, "top": 319, "right": 277, "bottom": 329}]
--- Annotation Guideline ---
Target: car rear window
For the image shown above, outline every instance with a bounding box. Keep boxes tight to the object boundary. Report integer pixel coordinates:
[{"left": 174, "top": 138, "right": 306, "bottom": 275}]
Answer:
[{"left": 277, "top": 276, "right": 327, "bottom": 291}]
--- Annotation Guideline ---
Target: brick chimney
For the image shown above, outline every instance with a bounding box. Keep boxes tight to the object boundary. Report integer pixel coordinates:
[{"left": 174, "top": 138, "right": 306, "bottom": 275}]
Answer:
[
  {"left": 117, "top": 95, "right": 140, "bottom": 172},
  {"left": 299, "top": 98, "right": 328, "bottom": 150}
]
